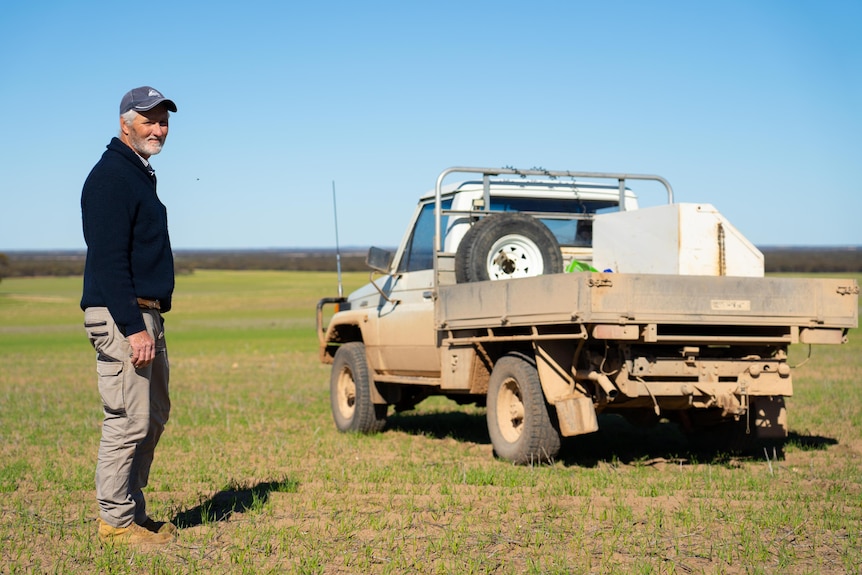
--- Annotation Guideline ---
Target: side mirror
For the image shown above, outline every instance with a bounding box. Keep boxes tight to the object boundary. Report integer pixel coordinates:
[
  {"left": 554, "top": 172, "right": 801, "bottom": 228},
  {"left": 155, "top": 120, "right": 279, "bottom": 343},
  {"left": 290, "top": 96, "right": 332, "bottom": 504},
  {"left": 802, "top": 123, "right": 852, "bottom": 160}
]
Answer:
[
  {"left": 365, "top": 247, "right": 400, "bottom": 305},
  {"left": 366, "top": 246, "right": 393, "bottom": 273}
]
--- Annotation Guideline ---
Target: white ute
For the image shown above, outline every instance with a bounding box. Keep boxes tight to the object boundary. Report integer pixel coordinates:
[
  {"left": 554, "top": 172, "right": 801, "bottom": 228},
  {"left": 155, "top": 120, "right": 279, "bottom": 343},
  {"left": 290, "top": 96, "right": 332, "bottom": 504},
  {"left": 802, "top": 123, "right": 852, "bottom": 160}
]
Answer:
[{"left": 317, "top": 166, "right": 858, "bottom": 464}]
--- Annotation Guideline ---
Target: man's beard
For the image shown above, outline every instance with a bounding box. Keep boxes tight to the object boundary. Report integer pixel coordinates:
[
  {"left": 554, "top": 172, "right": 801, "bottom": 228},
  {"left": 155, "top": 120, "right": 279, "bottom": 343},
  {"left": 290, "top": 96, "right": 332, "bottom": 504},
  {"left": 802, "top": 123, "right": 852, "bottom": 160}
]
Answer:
[{"left": 130, "top": 134, "right": 164, "bottom": 157}]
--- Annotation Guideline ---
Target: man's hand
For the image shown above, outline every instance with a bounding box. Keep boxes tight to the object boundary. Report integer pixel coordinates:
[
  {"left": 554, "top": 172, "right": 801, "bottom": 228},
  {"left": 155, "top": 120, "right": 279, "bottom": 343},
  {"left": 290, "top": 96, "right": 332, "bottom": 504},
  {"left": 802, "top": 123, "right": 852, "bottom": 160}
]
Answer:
[{"left": 128, "top": 330, "right": 156, "bottom": 368}]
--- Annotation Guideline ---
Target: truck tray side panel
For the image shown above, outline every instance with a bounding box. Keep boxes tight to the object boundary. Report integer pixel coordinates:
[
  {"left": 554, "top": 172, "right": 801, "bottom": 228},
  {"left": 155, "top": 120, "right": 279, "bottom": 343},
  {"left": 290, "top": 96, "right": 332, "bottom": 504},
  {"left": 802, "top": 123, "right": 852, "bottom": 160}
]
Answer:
[{"left": 436, "top": 274, "right": 858, "bottom": 333}]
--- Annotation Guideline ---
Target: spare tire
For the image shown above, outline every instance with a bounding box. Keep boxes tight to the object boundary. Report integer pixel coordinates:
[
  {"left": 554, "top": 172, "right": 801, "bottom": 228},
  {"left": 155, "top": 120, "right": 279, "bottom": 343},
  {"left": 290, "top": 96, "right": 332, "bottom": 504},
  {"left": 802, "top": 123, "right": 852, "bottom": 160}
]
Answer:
[{"left": 455, "top": 213, "right": 563, "bottom": 283}]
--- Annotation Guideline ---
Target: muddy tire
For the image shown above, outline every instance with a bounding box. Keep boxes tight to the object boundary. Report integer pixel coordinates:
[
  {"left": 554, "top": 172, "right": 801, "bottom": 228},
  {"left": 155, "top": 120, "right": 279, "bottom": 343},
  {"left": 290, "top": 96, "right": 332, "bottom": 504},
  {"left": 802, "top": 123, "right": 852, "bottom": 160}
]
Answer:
[
  {"left": 486, "top": 353, "right": 561, "bottom": 464},
  {"left": 330, "top": 342, "right": 387, "bottom": 433},
  {"left": 455, "top": 213, "right": 563, "bottom": 283}
]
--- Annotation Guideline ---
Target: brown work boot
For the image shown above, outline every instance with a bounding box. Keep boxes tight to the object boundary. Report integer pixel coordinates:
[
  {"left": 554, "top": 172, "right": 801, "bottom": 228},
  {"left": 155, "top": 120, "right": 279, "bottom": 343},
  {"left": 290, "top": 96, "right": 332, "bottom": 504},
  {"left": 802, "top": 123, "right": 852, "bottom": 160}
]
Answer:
[
  {"left": 137, "top": 517, "right": 178, "bottom": 538},
  {"left": 97, "top": 518, "right": 172, "bottom": 546}
]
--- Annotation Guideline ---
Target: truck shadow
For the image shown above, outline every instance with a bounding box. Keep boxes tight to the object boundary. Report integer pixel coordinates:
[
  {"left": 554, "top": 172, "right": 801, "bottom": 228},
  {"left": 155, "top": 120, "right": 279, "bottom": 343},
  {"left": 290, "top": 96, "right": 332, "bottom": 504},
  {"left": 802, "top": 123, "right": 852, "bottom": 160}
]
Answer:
[
  {"left": 386, "top": 410, "right": 837, "bottom": 468},
  {"left": 388, "top": 411, "right": 492, "bottom": 445}
]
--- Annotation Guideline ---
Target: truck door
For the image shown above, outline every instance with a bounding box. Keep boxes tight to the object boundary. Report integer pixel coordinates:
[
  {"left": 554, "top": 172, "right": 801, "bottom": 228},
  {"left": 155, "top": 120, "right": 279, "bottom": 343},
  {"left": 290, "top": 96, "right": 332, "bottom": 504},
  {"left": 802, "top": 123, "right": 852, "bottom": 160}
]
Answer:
[{"left": 372, "top": 200, "right": 445, "bottom": 376}]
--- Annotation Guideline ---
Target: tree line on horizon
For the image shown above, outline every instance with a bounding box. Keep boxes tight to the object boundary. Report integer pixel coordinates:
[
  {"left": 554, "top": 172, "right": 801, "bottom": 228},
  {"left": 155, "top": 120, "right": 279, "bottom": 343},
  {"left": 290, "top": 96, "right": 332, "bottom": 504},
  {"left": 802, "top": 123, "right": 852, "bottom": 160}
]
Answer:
[{"left": 0, "top": 247, "right": 860, "bottom": 282}]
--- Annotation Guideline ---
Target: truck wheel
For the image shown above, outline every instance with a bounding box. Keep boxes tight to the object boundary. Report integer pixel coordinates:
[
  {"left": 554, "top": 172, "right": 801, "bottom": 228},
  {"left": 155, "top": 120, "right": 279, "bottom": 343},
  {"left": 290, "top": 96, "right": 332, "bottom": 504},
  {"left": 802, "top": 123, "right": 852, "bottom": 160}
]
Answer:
[
  {"left": 487, "top": 353, "right": 561, "bottom": 464},
  {"left": 455, "top": 213, "right": 563, "bottom": 283},
  {"left": 330, "top": 342, "right": 387, "bottom": 433}
]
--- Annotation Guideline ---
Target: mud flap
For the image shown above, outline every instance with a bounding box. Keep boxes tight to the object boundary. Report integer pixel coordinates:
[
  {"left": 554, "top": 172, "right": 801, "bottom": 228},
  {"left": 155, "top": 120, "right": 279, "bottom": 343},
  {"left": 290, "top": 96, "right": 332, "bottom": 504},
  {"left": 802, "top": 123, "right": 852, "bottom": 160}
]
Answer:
[{"left": 555, "top": 396, "right": 599, "bottom": 437}]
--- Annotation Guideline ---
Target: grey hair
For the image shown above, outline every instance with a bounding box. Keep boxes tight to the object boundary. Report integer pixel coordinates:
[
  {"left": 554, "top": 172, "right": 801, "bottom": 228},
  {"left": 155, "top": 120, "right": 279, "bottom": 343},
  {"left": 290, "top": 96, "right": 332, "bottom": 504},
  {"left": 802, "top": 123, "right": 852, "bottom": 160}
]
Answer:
[{"left": 121, "top": 110, "right": 138, "bottom": 127}]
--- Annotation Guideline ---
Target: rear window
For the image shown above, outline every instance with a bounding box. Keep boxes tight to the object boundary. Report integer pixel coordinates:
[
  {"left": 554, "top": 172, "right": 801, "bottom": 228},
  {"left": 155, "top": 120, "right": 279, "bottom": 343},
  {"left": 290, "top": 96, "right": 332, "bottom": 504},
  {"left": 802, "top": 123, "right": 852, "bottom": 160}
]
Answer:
[{"left": 489, "top": 197, "right": 617, "bottom": 247}]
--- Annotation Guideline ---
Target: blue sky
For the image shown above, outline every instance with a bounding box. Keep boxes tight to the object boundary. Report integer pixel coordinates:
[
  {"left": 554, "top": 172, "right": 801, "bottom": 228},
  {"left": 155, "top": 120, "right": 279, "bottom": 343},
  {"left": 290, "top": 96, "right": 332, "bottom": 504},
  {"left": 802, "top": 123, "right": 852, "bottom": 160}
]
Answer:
[{"left": 1, "top": 0, "right": 860, "bottom": 251}]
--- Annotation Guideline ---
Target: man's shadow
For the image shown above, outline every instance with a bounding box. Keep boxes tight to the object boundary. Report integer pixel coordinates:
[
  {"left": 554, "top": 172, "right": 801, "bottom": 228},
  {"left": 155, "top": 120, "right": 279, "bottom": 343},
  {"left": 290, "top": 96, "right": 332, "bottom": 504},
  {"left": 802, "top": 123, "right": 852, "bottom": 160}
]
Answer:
[
  {"left": 172, "top": 479, "right": 297, "bottom": 528},
  {"left": 386, "top": 410, "right": 838, "bottom": 467}
]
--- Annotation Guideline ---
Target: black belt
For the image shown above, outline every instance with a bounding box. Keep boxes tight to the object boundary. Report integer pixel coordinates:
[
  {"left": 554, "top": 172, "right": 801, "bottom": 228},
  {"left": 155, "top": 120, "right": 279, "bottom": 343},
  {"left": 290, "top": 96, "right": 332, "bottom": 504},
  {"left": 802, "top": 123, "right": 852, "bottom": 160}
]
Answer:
[{"left": 137, "top": 298, "right": 161, "bottom": 310}]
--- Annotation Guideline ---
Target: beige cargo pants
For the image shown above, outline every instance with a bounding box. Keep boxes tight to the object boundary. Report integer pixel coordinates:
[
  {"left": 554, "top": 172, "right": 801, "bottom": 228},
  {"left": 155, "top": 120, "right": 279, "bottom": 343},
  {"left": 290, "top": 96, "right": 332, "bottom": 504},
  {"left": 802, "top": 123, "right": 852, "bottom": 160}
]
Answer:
[{"left": 84, "top": 307, "right": 170, "bottom": 528}]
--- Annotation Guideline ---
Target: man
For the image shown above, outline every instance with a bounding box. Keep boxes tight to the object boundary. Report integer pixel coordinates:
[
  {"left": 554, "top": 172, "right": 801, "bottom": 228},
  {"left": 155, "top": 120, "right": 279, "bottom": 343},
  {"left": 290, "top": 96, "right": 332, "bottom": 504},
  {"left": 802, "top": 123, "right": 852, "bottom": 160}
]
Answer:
[{"left": 81, "top": 86, "right": 179, "bottom": 546}]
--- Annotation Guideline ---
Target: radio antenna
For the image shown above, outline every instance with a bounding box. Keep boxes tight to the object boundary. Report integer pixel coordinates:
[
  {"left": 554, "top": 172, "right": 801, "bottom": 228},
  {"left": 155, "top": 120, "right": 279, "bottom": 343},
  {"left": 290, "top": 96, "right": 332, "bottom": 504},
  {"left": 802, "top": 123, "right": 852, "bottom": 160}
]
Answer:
[{"left": 332, "top": 180, "right": 343, "bottom": 298}]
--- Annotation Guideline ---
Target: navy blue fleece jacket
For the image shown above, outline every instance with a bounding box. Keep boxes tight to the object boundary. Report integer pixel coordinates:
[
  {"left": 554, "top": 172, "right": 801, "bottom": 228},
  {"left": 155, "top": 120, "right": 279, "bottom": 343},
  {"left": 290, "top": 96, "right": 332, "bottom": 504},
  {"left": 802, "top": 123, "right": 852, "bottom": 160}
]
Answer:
[{"left": 80, "top": 137, "right": 174, "bottom": 336}]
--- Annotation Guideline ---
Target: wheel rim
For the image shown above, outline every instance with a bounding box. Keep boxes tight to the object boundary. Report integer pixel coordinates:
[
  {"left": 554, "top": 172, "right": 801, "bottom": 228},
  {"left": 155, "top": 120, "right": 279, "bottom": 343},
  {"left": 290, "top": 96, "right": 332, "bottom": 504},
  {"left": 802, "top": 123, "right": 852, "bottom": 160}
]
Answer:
[
  {"left": 485, "top": 234, "right": 545, "bottom": 279},
  {"left": 335, "top": 367, "right": 357, "bottom": 420},
  {"left": 496, "top": 377, "right": 525, "bottom": 443}
]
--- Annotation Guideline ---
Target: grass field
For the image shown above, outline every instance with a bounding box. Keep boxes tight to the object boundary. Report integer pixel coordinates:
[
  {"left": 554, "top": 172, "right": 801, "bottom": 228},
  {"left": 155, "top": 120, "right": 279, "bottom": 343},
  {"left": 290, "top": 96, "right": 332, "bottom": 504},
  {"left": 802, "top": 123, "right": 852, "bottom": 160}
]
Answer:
[{"left": 1, "top": 270, "right": 859, "bottom": 574}]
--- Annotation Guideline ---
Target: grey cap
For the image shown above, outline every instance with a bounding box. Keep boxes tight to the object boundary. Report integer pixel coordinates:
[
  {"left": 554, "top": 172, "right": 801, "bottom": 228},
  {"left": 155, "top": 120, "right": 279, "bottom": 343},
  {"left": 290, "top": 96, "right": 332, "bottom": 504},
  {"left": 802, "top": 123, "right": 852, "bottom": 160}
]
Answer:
[{"left": 119, "top": 86, "right": 178, "bottom": 115}]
